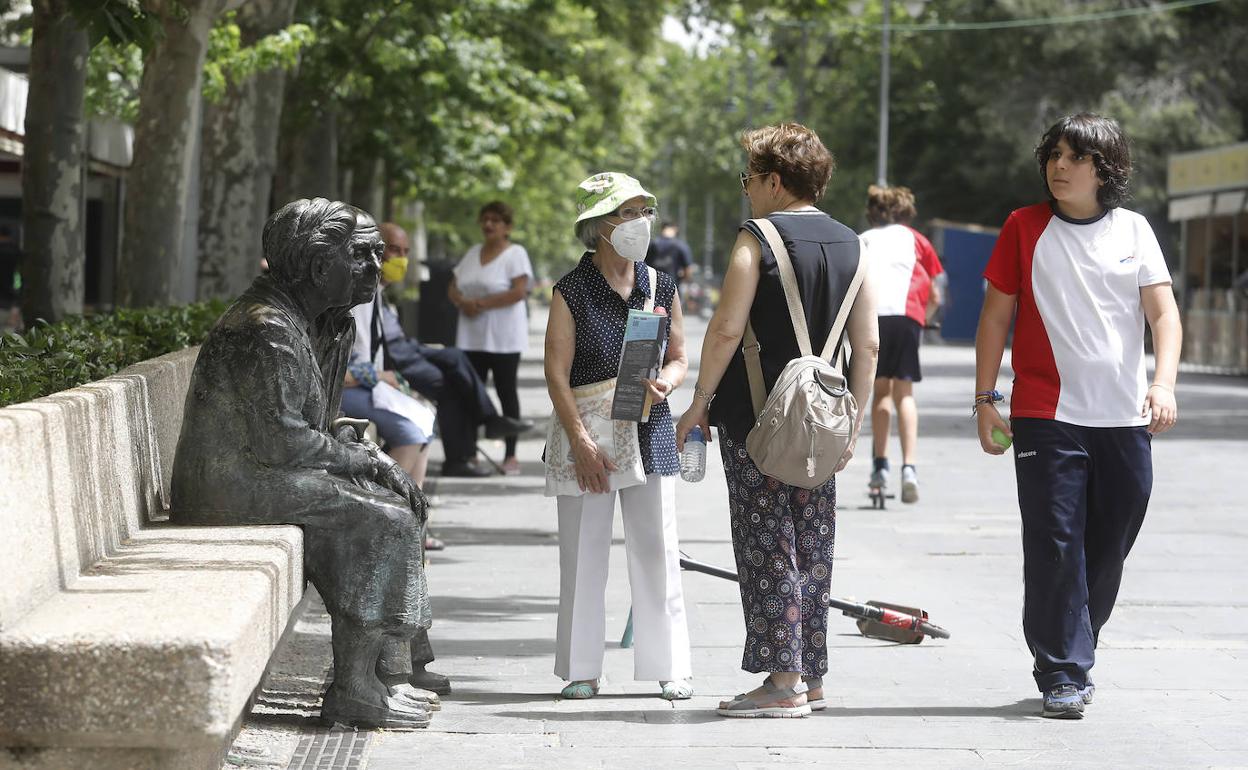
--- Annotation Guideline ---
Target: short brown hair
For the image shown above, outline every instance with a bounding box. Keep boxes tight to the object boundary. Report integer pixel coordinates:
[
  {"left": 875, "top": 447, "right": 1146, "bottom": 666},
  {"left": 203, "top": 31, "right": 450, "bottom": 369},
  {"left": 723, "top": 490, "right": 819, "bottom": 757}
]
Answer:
[
  {"left": 865, "top": 185, "right": 917, "bottom": 227},
  {"left": 479, "top": 200, "right": 513, "bottom": 226},
  {"left": 738, "top": 122, "right": 838, "bottom": 200},
  {"left": 740, "top": 123, "right": 835, "bottom": 203}
]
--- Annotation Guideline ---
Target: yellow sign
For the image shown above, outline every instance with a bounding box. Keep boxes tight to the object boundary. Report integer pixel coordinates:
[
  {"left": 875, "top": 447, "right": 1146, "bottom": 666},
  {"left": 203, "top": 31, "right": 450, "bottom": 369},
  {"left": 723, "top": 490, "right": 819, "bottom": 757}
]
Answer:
[{"left": 1168, "top": 142, "right": 1248, "bottom": 196}]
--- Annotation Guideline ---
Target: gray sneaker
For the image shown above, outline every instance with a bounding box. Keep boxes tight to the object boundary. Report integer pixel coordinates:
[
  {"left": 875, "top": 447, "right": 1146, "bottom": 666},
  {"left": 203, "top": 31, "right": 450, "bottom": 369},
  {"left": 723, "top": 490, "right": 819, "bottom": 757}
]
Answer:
[
  {"left": 1042, "top": 684, "right": 1085, "bottom": 719},
  {"left": 869, "top": 467, "right": 889, "bottom": 491},
  {"left": 901, "top": 465, "right": 919, "bottom": 503},
  {"left": 1079, "top": 681, "right": 1095, "bottom": 705}
]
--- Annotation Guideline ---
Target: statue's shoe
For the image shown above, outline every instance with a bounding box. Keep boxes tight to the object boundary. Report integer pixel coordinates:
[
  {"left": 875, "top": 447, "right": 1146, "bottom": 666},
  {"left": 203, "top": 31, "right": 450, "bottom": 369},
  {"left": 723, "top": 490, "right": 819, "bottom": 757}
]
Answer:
[
  {"left": 321, "top": 689, "right": 431, "bottom": 730},
  {"left": 388, "top": 683, "right": 441, "bottom": 711},
  {"left": 409, "top": 669, "right": 452, "bottom": 695}
]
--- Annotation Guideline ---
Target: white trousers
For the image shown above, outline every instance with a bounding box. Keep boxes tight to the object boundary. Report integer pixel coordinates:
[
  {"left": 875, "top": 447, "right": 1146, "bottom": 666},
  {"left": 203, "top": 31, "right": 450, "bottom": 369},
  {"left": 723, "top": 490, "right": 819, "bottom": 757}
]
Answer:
[{"left": 554, "top": 474, "right": 692, "bottom": 681}]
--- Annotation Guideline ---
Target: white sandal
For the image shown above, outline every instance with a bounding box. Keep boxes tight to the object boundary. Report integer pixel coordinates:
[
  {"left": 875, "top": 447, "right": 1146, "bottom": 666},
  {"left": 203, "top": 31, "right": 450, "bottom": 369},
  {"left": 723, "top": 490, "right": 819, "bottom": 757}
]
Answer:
[{"left": 660, "top": 680, "right": 694, "bottom": 700}]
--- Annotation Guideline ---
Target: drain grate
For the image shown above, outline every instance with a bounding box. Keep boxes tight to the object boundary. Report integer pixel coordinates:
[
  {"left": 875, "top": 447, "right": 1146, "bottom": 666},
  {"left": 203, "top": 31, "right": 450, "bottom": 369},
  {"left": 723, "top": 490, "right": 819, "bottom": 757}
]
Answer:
[{"left": 286, "top": 727, "right": 372, "bottom": 770}]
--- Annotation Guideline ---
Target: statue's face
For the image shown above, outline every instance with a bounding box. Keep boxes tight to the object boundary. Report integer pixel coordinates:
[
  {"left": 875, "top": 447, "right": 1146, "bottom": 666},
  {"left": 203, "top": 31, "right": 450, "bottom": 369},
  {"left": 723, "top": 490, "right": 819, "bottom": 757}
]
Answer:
[{"left": 346, "top": 216, "right": 384, "bottom": 306}]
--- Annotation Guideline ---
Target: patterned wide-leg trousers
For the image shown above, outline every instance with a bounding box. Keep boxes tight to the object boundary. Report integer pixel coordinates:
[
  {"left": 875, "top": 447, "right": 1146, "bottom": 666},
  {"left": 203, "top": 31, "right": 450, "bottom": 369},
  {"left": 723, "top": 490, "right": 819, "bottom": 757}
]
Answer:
[{"left": 719, "top": 434, "right": 837, "bottom": 677}]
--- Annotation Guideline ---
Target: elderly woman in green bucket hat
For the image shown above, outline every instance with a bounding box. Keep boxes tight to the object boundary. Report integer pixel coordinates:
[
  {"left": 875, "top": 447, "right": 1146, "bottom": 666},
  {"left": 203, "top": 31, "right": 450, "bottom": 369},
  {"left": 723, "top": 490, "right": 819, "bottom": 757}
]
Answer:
[{"left": 543, "top": 172, "right": 694, "bottom": 701}]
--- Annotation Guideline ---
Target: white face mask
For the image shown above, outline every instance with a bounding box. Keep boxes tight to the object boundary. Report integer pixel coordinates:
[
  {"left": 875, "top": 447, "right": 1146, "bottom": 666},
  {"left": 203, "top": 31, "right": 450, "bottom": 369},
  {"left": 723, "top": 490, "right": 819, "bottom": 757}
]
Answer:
[{"left": 603, "top": 216, "right": 651, "bottom": 261}]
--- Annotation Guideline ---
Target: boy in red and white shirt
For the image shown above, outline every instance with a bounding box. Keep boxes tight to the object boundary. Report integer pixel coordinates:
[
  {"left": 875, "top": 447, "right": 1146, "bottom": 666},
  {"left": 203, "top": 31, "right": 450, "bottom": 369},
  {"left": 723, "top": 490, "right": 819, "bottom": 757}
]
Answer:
[
  {"left": 975, "top": 114, "right": 1182, "bottom": 719},
  {"left": 860, "top": 185, "right": 943, "bottom": 503}
]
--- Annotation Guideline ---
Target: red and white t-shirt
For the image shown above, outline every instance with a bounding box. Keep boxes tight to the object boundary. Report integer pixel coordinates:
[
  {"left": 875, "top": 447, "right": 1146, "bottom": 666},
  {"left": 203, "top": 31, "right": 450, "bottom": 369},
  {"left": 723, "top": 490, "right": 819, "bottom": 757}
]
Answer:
[
  {"left": 860, "top": 224, "right": 943, "bottom": 326},
  {"left": 984, "top": 203, "right": 1171, "bottom": 427}
]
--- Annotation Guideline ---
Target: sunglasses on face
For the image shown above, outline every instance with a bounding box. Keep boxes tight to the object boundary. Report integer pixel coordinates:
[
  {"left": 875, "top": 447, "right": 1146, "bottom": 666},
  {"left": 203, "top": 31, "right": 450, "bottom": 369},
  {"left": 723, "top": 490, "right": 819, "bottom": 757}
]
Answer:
[{"left": 739, "top": 170, "right": 766, "bottom": 190}]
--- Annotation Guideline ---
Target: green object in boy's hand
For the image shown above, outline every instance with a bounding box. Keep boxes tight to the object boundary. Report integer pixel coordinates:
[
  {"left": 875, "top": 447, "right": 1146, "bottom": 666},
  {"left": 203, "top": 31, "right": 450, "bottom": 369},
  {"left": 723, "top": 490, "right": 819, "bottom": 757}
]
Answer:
[{"left": 992, "top": 427, "right": 1012, "bottom": 450}]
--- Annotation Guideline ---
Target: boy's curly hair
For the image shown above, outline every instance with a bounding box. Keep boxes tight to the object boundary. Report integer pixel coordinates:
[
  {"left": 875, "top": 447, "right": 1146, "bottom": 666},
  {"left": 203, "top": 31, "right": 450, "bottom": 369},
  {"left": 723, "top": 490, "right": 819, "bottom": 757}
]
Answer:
[{"left": 1035, "top": 113, "right": 1132, "bottom": 208}]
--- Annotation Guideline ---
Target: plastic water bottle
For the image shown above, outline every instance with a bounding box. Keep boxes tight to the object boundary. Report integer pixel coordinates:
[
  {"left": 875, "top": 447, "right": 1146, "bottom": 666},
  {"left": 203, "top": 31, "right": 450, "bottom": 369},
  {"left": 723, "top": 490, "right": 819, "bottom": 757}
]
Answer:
[{"left": 680, "top": 426, "right": 706, "bottom": 482}]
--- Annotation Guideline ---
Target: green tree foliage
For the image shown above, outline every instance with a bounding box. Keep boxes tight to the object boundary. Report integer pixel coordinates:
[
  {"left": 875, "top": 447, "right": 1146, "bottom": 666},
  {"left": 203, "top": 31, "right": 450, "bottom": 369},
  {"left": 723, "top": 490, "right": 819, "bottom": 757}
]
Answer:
[
  {"left": 283, "top": 0, "right": 669, "bottom": 276},
  {"left": 201, "top": 10, "right": 313, "bottom": 103},
  {"left": 638, "top": 0, "right": 1247, "bottom": 271},
  {"left": 81, "top": 7, "right": 313, "bottom": 121}
]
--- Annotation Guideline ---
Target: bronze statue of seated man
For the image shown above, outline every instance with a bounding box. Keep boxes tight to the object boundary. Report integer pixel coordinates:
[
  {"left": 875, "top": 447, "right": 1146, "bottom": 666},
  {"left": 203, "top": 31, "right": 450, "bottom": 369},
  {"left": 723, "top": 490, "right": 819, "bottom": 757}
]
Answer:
[{"left": 171, "top": 198, "right": 434, "bottom": 728}]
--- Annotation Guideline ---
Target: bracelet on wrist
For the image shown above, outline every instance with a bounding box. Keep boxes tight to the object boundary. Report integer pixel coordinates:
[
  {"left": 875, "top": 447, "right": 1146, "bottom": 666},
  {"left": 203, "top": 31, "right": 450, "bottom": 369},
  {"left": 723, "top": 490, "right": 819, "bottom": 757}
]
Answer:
[
  {"left": 971, "top": 389, "right": 1004, "bottom": 419},
  {"left": 693, "top": 383, "right": 716, "bottom": 405}
]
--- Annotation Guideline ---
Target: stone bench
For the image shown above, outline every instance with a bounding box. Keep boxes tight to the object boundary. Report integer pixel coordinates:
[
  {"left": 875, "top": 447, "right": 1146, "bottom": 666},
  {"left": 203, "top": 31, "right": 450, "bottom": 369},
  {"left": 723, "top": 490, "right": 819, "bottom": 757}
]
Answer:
[{"left": 0, "top": 348, "right": 304, "bottom": 770}]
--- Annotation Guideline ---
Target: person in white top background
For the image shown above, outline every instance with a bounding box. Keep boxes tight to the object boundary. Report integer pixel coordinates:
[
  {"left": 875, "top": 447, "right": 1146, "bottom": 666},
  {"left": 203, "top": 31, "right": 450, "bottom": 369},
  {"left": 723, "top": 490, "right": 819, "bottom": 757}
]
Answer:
[
  {"left": 859, "top": 185, "right": 944, "bottom": 504},
  {"left": 449, "top": 201, "right": 534, "bottom": 475}
]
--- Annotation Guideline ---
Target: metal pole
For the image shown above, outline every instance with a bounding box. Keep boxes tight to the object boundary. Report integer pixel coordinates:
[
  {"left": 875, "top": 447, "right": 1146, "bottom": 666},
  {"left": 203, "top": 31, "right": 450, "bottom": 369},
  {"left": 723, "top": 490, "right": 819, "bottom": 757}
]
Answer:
[
  {"left": 876, "top": 0, "right": 892, "bottom": 187},
  {"left": 1232, "top": 192, "right": 1245, "bottom": 312},
  {"left": 742, "top": 52, "right": 755, "bottom": 224},
  {"left": 1178, "top": 218, "right": 1189, "bottom": 314},
  {"left": 703, "top": 191, "right": 715, "bottom": 276}
]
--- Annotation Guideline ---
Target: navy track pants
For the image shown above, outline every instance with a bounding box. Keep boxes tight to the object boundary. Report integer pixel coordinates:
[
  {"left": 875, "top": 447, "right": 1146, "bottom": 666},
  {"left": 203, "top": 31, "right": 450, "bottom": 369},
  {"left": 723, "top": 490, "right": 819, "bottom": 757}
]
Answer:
[{"left": 1010, "top": 418, "right": 1152, "bottom": 691}]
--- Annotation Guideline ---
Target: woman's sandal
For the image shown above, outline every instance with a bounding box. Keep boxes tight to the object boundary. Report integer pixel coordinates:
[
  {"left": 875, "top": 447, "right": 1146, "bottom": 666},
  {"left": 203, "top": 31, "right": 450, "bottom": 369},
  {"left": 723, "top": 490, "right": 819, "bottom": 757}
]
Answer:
[
  {"left": 560, "top": 679, "right": 599, "bottom": 699},
  {"left": 659, "top": 679, "right": 694, "bottom": 700},
  {"left": 716, "top": 677, "right": 810, "bottom": 718},
  {"left": 803, "top": 675, "right": 826, "bottom": 711}
]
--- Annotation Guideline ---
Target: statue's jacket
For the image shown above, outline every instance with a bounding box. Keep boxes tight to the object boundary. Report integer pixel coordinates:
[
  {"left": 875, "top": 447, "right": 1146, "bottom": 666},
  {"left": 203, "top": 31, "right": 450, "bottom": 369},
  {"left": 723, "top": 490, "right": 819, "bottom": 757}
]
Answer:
[{"left": 171, "top": 275, "right": 429, "bottom": 632}]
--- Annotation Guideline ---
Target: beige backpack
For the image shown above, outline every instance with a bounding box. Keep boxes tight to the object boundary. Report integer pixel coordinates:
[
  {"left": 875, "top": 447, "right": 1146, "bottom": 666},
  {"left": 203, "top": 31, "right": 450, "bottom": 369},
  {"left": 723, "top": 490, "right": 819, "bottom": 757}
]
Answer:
[{"left": 742, "top": 218, "right": 867, "bottom": 489}]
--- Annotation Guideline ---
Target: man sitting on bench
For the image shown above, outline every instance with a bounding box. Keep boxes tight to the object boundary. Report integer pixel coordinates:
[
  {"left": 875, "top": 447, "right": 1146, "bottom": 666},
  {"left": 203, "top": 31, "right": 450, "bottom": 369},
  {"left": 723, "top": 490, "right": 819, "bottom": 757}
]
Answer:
[{"left": 377, "top": 222, "right": 532, "bottom": 477}]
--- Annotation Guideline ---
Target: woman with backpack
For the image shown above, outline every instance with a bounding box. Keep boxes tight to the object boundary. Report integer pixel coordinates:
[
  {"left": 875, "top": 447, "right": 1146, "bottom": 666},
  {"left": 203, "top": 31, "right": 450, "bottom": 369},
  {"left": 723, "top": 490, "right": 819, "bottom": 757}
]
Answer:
[{"left": 675, "top": 123, "right": 879, "bottom": 718}]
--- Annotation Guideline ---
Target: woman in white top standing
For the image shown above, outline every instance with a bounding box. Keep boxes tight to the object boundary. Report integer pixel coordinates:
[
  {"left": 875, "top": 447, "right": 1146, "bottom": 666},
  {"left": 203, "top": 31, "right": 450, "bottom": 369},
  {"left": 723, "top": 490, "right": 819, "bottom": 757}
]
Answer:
[{"left": 449, "top": 201, "right": 534, "bottom": 475}]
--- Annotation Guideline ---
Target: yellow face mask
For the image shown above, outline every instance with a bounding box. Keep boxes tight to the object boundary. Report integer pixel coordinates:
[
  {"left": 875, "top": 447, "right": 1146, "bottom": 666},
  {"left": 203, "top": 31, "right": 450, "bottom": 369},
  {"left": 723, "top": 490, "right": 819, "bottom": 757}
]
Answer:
[{"left": 381, "top": 257, "right": 409, "bottom": 284}]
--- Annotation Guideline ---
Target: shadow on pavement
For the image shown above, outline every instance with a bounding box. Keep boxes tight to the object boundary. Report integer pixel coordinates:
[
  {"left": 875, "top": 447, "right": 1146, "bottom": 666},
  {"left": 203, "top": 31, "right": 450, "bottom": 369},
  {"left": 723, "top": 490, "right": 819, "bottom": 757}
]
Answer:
[
  {"left": 820, "top": 700, "right": 1036, "bottom": 721},
  {"left": 422, "top": 524, "right": 557, "bottom": 547},
  {"left": 429, "top": 594, "right": 557, "bottom": 621},
  {"left": 425, "top": 637, "right": 556, "bottom": 657},
  {"left": 506, "top": 708, "right": 724, "bottom": 724}
]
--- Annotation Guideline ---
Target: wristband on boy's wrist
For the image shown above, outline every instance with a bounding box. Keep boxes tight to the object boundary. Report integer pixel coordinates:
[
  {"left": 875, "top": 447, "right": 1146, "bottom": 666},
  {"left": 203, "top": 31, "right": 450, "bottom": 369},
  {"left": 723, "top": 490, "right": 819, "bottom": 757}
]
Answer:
[{"left": 971, "top": 389, "right": 1004, "bottom": 419}]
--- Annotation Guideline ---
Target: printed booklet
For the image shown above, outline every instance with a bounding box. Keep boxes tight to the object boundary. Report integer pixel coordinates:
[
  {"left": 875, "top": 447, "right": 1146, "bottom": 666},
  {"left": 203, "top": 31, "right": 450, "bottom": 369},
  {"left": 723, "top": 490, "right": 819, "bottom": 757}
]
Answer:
[{"left": 612, "top": 309, "right": 668, "bottom": 422}]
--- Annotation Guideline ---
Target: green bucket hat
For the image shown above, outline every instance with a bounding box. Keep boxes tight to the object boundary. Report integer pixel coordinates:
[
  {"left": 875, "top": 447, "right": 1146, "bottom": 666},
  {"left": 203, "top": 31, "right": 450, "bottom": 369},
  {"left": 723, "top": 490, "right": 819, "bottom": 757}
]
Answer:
[{"left": 573, "top": 172, "right": 657, "bottom": 224}]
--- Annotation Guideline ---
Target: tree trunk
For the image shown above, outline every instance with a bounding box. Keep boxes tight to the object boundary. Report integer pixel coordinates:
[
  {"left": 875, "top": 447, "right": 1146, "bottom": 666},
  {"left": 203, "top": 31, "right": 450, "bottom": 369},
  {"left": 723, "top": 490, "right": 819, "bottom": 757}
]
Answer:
[
  {"left": 118, "top": 0, "right": 231, "bottom": 307},
  {"left": 196, "top": 0, "right": 299, "bottom": 301},
  {"left": 348, "top": 156, "right": 384, "bottom": 219},
  {"left": 273, "top": 105, "right": 338, "bottom": 205},
  {"left": 20, "top": 0, "right": 89, "bottom": 325}
]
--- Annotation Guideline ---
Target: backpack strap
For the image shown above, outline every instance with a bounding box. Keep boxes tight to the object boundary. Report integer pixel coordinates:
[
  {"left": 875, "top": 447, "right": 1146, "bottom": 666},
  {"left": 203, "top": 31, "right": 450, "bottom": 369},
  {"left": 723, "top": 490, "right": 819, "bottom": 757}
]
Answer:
[
  {"left": 819, "top": 239, "right": 869, "bottom": 367},
  {"left": 743, "top": 217, "right": 810, "bottom": 417},
  {"left": 741, "top": 220, "right": 868, "bottom": 418}
]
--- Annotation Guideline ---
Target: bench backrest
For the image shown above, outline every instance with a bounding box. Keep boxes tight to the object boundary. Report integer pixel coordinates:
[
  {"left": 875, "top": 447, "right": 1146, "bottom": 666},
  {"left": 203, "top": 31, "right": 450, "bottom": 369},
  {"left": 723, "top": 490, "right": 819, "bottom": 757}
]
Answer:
[{"left": 0, "top": 347, "right": 198, "bottom": 631}]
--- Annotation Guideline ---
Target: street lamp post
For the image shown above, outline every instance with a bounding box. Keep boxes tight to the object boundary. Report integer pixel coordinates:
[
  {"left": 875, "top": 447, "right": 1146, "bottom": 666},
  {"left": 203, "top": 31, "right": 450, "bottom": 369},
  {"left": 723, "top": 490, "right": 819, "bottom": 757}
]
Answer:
[
  {"left": 853, "top": 0, "right": 925, "bottom": 186},
  {"left": 876, "top": 0, "right": 891, "bottom": 186}
]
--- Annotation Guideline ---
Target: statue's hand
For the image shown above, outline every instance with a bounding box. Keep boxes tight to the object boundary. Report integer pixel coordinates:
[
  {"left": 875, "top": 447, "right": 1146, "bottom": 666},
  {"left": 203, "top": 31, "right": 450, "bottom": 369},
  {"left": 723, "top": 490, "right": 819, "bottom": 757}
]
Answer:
[
  {"left": 332, "top": 417, "right": 371, "bottom": 445},
  {"left": 373, "top": 455, "right": 428, "bottom": 523}
]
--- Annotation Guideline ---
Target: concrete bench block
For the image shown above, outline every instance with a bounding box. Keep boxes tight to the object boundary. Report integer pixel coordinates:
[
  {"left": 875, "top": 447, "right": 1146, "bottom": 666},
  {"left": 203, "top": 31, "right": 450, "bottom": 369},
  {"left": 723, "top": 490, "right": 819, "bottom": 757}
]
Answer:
[
  {"left": 0, "top": 525, "right": 302, "bottom": 751},
  {"left": 0, "top": 348, "right": 199, "bottom": 632},
  {"left": 0, "top": 345, "right": 307, "bottom": 769}
]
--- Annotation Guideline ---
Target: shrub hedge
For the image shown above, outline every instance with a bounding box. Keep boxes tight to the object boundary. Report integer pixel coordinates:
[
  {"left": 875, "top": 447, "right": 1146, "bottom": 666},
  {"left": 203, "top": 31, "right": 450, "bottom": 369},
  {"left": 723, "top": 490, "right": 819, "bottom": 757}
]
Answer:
[{"left": 0, "top": 301, "right": 227, "bottom": 408}]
